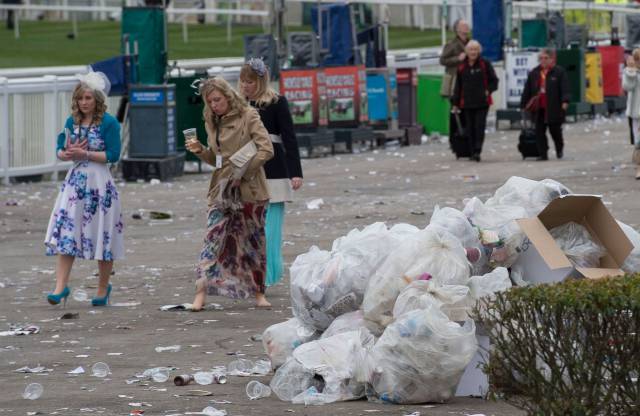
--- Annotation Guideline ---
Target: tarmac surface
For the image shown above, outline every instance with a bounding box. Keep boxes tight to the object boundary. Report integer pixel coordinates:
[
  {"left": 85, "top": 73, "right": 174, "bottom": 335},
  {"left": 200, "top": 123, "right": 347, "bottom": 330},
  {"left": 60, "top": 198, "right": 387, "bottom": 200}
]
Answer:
[{"left": 1, "top": 113, "right": 639, "bottom": 416}]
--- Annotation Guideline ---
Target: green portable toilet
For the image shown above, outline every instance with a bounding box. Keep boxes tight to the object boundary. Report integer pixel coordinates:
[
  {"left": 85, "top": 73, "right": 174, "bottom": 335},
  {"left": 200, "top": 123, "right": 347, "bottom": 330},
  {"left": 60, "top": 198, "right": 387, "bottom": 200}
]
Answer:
[
  {"left": 521, "top": 19, "right": 548, "bottom": 48},
  {"left": 122, "top": 7, "right": 167, "bottom": 85},
  {"left": 168, "top": 73, "right": 207, "bottom": 162},
  {"left": 556, "top": 48, "right": 585, "bottom": 103},
  {"left": 417, "top": 74, "right": 450, "bottom": 136}
]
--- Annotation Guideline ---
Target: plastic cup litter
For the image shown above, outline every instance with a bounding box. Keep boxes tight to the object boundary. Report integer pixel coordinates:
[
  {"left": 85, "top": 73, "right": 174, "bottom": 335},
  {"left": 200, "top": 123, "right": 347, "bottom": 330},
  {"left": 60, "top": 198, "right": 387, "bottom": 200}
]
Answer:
[
  {"left": 251, "top": 359, "right": 271, "bottom": 375},
  {"left": 72, "top": 288, "right": 88, "bottom": 302},
  {"left": 151, "top": 367, "right": 170, "bottom": 383},
  {"left": 22, "top": 383, "right": 43, "bottom": 400},
  {"left": 91, "top": 362, "right": 110, "bottom": 378},
  {"left": 246, "top": 380, "right": 272, "bottom": 400},
  {"left": 202, "top": 406, "right": 227, "bottom": 416},
  {"left": 194, "top": 371, "right": 214, "bottom": 385},
  {"left": 227, "top": 358, "right": 253, "bottom": 374}
]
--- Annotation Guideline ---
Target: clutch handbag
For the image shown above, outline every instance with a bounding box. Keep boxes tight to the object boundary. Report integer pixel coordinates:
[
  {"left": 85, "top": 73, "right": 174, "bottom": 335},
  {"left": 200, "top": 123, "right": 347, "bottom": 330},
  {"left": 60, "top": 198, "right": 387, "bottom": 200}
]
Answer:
[{"left": 229, "top": 140, "right": 257, "bottom": 168}]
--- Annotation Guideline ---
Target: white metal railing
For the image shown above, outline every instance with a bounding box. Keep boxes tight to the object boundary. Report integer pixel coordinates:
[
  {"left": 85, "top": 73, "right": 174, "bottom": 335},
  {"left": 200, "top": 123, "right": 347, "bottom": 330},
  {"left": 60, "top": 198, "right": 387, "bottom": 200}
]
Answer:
[
  {"left": 0, "top": 75, "right": 121, "bottom": 184},
  {"left": 0, "top": 3, "right": 269, "bottom": 41}
]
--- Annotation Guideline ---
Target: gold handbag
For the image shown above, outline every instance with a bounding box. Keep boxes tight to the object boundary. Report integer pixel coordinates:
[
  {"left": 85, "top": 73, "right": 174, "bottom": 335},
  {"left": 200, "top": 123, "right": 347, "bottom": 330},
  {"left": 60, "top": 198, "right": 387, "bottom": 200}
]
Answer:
[{"left": 440, "top": 72, "right": 455, "bottom": 97}]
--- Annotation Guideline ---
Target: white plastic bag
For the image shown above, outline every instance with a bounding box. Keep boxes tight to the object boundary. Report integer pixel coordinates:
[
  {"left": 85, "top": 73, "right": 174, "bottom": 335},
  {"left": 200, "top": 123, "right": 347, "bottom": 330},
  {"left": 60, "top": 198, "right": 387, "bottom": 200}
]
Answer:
[
  {"left": 271, "top": 329, "right": 375, "bottom": 404},
  {"left": 429, "top": 206, "right": 480, "bottom": 250},
  {"left": 485, "top": 176, "right": 571, "bottom": 217},
  {"left": 463, "top": 196, "right": 528, "bottom": 268},
  {"left": 362, "top": 226, "right": 471, "bottom": 334},
  {"left": 262, "top": 317, "right": 320, "bottom": 369},
  {"left": 290, "top": 223, "right": 419, "bottom": 330},
  {"left": 430, "top": 206, "right": 487, "bottom": 274},
  {"left": 550, "top": 222, "right": 607, "bottom": 268},
  {"left": 392, "top": 280, "right": 471, "bottom": 322},
  {"left": 321, "top": 310, "right": 367, "bottom": 339},
  {"left": 363, "top": 305, "right": 477, "bottom": 404},
  {"left": 618, "top": 221, "right": 640, "bottom": 274},
  {"left": 467, "top": 267, "right": 512, "bottom": 300}
]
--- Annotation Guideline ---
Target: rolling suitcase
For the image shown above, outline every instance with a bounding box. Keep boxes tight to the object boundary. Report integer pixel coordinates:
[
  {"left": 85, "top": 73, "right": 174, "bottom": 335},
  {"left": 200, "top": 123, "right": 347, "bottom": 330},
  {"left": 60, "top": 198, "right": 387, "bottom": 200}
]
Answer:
[
  {"left": 518, "top": 113, "right": 539, "bottom": 159},
  {"left": 450, "top": 112, "right": 472, "bottom": 159}
]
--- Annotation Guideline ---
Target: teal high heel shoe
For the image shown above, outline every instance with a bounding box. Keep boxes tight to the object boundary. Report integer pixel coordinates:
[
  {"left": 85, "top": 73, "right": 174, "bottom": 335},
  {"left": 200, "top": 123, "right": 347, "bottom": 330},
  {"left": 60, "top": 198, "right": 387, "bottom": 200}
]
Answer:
[
  {"left": 91, "top": 284, "right": 112, "bottom": 307},
  {"left": 47, "top": 286, "right": 70, "bottom": 307}
]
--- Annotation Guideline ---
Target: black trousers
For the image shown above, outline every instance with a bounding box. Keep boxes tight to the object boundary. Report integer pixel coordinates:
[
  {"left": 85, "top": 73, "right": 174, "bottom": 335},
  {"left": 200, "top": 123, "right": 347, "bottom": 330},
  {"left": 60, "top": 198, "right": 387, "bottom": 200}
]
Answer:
[
  {"left": 630, "top": 117, "right": 635, "bottom": 146},
  {"left": 535, "top": 109, "right": 564, "bottom": 156},
  {"left": 462, "top": 107, "right": 488, "bottom": 156}
]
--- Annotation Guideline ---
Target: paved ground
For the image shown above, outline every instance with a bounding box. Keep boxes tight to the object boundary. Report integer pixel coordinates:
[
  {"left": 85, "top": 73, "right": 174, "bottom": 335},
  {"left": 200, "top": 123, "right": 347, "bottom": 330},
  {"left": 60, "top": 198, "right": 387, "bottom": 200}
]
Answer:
[{"left": 1, "top": 114, "right": 639, "bottom": 416}]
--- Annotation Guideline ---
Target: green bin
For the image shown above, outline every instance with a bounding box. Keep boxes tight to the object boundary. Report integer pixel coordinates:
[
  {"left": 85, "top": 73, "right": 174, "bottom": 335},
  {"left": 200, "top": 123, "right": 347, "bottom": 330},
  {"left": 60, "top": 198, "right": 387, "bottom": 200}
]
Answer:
[
  {"left": 168, "top": 75, "right": 207, "bottom": 162},
  {"left": 556, "top": 48, "right": 585, "bottom": 103},
  {"left": 417, "top": 74, "right": 450, "bottom": 136},
  {"left": 521, "top": 19, "right": 548, "bottom": 48}
]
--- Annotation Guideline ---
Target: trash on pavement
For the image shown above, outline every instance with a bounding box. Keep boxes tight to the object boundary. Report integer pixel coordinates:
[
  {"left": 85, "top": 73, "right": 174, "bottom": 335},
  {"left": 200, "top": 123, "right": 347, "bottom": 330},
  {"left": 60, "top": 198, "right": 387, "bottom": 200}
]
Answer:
[
  {"left": 0, "top": 324, "right": 40, "bottom": 336},
  {"left": 23, "top": 383, "right": 43, "bottom": 400},
  {"left": 513, "top": 195, "right": 633, "bottom": 285},
  {"left": 262, "top": 317, "right": 320, "bottom": 369},
  {"left": 246, "top": 380, "right": 272, "bottom": 400}
]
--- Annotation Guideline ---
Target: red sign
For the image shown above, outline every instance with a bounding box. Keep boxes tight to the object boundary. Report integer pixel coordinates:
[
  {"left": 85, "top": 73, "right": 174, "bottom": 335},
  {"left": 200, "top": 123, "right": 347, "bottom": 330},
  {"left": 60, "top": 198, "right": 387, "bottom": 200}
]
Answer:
[
  {"left": 323, "top": 66, "right": 367, "bottom": 126},
  {"left": 280, "top": 69, "right": 319, "bottom": 126}
]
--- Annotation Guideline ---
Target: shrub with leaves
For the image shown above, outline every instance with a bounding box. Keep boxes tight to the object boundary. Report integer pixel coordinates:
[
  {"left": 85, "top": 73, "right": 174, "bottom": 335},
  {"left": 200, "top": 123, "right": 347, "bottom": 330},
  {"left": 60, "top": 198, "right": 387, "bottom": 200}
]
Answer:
[{"left": 473, "top": 274, "right": 640, "bottom": 415}]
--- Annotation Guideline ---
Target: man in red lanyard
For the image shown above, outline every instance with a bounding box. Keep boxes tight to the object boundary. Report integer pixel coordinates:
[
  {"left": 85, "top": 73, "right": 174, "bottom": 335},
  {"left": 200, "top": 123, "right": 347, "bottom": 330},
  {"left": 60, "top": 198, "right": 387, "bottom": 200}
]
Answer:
[{"left": 520, "top": 48, "right": 570, "bottom": 160}]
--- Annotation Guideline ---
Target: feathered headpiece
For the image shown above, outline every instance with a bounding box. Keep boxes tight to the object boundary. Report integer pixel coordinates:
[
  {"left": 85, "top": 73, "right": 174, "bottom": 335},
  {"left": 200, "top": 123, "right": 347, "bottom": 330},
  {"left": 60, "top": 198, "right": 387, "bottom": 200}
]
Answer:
[
  {"left": 247, "top": 57, "right": 267, "bottom": 77},
  {"left": 76, "top": 71, "right": 111, "bottom": 99}
]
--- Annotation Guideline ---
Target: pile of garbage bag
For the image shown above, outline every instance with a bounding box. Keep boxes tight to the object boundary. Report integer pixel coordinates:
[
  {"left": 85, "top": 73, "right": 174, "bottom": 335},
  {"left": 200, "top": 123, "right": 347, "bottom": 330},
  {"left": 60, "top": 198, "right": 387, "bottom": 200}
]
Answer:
[
  {"left": 289, "top": 223, "right": 419, "bottom": 331},
  {"left": 262, "top": 176, "right": 640, "bottom": 405}
]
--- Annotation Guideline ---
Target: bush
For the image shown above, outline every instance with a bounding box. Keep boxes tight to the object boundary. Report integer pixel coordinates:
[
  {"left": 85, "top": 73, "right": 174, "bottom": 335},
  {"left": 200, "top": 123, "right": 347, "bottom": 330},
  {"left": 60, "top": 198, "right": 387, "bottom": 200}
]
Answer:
[{"left": 473, "top": 274, "right": 640, "bottom": 415}]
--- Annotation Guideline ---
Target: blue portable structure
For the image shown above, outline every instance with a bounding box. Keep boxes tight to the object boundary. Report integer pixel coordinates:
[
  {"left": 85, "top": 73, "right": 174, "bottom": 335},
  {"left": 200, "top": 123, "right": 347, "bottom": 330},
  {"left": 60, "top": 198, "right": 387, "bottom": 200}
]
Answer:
[
  {"left": 472, "top": 0, "right": 504, "bottom": 61},
  {"left": 311, "top": 3, "right": 361, "bottom": 66},
  {"left": 90, "top": 55, "right": 137, "bottom": 96}
]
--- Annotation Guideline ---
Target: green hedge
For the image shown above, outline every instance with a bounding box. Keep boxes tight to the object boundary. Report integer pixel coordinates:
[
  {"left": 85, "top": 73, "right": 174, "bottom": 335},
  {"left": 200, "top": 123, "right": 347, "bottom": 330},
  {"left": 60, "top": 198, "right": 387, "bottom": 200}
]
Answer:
[{"left": 473, "top": 274, "right": 640, "bottom": 415}]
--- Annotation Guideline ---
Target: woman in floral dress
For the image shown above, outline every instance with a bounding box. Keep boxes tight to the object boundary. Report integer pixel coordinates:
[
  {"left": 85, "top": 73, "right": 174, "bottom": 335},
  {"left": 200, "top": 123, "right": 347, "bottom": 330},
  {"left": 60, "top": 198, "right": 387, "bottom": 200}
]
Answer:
[
  {"left": 44, "top": 72, "right": 124, "bottom": 307},
  {"left": 185, "top": 77, "right": 273, "bottom": 309}
]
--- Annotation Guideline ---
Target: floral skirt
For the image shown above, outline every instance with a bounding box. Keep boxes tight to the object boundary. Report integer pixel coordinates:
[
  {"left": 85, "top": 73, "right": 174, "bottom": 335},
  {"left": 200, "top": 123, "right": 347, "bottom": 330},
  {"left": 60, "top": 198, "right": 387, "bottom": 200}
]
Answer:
[
  {"left": 44, "top": 161, "right": 124, "bottom": 261},
  {"left": 196, "top": 202, "right": 267, "bottom": 299}
]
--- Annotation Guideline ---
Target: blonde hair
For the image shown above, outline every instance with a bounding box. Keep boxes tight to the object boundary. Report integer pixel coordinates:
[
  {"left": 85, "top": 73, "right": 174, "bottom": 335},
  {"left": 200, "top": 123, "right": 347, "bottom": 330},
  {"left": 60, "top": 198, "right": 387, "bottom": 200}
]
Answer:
[
  {"left": 633, "top": 48, "right": 640, "bottom": 61},
  {"left": 239, "top": 64, "right": 278, "bottom": 107},
  {"left": 465, "top": 39, "right": 482, "bottom": 54},
  {"left": 71, "top": 83, "right": 107, "bottom": 126},
  {"left": 199, "top": 77, "right": 249, "bottom": 128}
]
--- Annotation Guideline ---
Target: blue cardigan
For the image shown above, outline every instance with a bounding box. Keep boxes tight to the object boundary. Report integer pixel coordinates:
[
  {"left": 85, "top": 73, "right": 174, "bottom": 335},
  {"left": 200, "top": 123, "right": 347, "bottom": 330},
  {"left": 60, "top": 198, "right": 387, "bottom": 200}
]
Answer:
[{"left": 56, "top": 112, "right": 121, "bottom": 163}]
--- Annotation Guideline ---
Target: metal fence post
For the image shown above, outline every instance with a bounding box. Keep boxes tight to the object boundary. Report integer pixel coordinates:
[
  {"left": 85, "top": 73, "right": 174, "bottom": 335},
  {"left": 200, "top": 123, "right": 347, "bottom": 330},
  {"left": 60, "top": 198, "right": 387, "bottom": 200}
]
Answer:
[{"left": 1, "top": 77, "right": 9, "bottom": 185}]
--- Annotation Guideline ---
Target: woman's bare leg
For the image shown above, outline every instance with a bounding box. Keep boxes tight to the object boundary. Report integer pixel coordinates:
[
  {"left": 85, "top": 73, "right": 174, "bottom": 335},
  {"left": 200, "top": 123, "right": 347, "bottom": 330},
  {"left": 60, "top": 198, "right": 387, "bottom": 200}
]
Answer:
[
  {"left": 96, "top": 260, "right": 113, "bottom": 297},
  {"left": 54, "top": 255, "right": 74, "bottom": 293}
]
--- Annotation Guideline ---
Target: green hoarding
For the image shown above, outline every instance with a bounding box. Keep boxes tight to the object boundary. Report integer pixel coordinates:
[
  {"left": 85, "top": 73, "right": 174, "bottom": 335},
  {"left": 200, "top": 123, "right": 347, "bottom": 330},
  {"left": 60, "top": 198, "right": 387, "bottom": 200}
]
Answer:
[
  {"left": 122, "top": 7, "right": 167, "bottom": 85},
  {"left": 417, "top": 74, "right": 450, "bottom": 135}
]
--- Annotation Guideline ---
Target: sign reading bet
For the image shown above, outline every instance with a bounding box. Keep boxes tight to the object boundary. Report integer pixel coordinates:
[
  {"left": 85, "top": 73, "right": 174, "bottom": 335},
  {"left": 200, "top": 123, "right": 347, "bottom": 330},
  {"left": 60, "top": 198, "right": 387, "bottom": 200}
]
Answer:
[{"left": 505, "top": 51, "right": 539, "bottom": 106}]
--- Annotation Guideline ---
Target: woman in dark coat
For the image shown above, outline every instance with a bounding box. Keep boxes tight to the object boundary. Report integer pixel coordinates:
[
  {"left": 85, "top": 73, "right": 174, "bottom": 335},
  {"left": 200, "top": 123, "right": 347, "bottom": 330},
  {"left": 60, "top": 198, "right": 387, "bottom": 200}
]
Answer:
[
  {"left": 520, "top": 48, "right": 571, "bottom": 160},
  {"left": 239, "top": 58, "right": 304, "bottom": 287},
  {"left": 451, "top": 39, "right": 499, "bottom": 162}
]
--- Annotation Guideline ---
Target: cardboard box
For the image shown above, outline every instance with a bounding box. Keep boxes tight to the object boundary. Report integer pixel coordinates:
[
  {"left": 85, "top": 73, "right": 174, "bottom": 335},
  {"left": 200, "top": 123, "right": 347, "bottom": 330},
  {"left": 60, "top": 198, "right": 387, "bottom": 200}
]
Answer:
[{"left": 513, "top": 195, "right": 633, "bottom": 285}]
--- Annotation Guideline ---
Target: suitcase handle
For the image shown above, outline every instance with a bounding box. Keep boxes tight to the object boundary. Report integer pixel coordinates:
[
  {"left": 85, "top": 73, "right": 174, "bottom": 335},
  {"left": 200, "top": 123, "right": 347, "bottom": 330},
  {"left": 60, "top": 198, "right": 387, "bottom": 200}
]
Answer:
[{"left": 453, "top": 112, "right": 464, "bottom": 135}]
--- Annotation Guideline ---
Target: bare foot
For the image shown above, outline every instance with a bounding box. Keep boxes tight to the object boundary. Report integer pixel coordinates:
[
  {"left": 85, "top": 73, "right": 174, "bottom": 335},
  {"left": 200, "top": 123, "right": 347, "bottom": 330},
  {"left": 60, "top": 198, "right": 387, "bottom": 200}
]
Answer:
[
  {"left": 191, "top": 285, "right": 206, "bottom": 312},
  {"left": 255, "top": 293, "right": 271, "bottom": 308}
]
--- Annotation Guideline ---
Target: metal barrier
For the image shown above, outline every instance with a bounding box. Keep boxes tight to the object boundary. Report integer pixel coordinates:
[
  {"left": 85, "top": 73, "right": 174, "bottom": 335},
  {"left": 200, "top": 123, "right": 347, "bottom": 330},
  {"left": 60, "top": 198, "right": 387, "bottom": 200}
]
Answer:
[{"left": 0, "top": 75, "right": 121, "bottom": 184}]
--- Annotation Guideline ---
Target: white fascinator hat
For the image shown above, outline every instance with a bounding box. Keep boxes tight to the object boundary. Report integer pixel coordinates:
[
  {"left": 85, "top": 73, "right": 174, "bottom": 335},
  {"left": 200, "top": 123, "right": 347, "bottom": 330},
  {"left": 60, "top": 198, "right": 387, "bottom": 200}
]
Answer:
[{"left": 75, "top": 71, "right": 111, "bottom": 100}]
